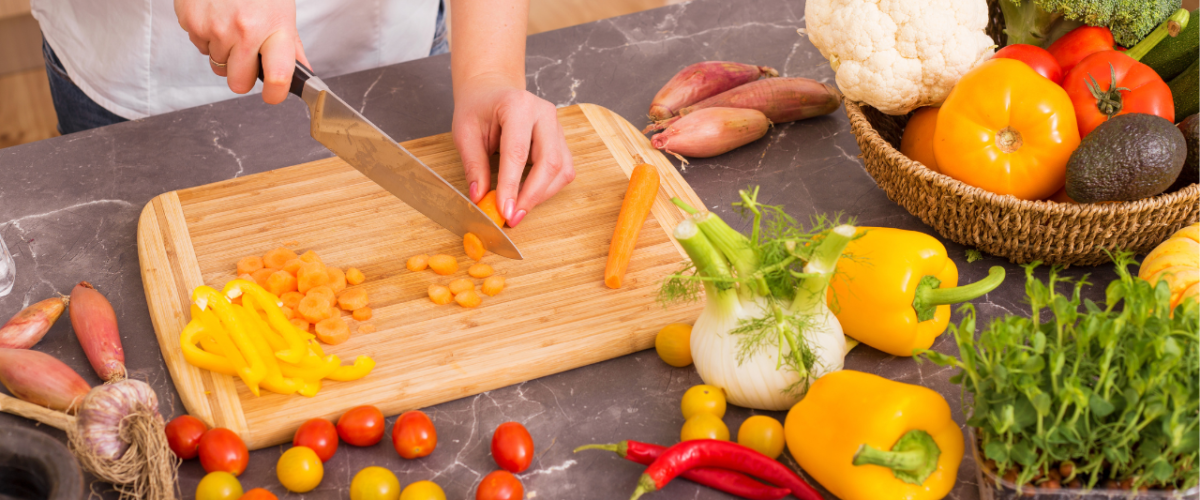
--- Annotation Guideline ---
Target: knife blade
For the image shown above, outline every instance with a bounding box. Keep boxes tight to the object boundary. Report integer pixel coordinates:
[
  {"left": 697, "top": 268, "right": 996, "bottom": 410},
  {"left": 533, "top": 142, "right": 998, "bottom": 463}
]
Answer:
[{"left": 262, "top": 61, "right": 523, "bottom": 259}]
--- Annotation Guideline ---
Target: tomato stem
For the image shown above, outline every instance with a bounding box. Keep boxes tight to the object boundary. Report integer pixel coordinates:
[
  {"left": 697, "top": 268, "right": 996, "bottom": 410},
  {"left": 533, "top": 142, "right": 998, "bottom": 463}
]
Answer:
[{"left": 1086, "top": 64, "right": 1130, "bottom": 119}]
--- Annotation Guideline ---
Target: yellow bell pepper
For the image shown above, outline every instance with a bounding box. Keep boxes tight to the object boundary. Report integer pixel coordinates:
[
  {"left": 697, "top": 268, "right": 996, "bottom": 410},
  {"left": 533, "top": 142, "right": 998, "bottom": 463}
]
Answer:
[
  {"left": 179, "top": 320, "right": 237, "bottom": 376},
  {"left": 326, "top": 355, "right": 376, "bottom": 381},
  {"left": 225, "top": 280, "right": 310, "bottom": 362},
  {"left": 784, "top": 370, "right": 963, "bottom": 500},
  {"left": 235, "top": 303, "right": 301, "bottom": 396},
  {"left": 193, "top": 286, "right": 265, "bottom": 396},
  {"left": 827, "top": 227, "right": 1005, "bottom": 356}
]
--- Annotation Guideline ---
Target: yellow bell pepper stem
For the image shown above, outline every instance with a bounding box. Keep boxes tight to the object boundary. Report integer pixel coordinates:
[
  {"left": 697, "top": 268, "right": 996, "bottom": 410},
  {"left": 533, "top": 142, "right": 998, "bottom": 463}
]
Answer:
[
  {"left": 224, "top": 279, "right": 311, "bottom": 363},
  {"left": 193, "top": 286, "right": 265, "bottom": 396},
  {"left": 326, "top": 355, "right": 376, "bottom": 381},
  {"left": 911, "top": 266, "right": 1007, "bottom": 321},
  {"left": 180, "top": 320, "right": 237, "bottom": 376},
  {"left": 852, "top": 430, "right": 942, "bottom": 485}
]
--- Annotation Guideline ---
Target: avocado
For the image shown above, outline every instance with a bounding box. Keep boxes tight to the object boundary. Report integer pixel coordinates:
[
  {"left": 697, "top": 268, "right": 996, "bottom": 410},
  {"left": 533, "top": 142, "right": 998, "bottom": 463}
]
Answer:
[
  {"left": 1168, "top": 114, "right": 1199, "bottom": 192},
  {"left": 1066, "top": 114, "right": 1187, "bottom": 203},
  {"left": 1143, "top": 9, "right": 1199, "bottom": 81},
  {"left": 1169, "top": 59, "right": 1199, "bottom": 119}
]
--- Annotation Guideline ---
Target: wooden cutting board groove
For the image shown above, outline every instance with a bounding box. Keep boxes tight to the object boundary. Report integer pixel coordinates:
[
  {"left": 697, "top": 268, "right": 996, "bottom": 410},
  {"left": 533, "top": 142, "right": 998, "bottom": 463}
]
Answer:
[{"left": 137, "top": 104, "right": 704, "bottom": 449}]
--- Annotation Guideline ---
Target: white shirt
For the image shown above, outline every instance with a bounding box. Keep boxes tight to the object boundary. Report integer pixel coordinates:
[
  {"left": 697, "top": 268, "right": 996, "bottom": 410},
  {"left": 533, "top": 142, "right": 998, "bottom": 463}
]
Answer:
[{"left": 32, "top": 0, "right": 440, "bottom": 120}]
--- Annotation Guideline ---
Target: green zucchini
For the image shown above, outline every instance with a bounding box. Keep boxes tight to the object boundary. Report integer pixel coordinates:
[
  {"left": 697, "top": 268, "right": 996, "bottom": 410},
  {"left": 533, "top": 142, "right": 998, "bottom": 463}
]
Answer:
[
  {"left": 1143, "top": 9, "right": 1199, "bottom": 81},
  {"left": 1169, "top": 59, "right": 1199, "bottom": 120}
]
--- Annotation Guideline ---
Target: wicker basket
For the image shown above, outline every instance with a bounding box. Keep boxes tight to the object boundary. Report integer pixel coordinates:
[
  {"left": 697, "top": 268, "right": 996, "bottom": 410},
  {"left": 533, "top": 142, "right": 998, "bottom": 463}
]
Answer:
[{"left": 844, "top": 3, "right": 1200, "bottom": 266}]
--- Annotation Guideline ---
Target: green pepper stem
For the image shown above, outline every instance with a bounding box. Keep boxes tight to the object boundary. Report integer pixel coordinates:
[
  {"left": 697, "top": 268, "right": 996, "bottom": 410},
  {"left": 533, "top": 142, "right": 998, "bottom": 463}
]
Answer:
[
  {"left": 573, "top": 443, "right": 622, "bottom": 456},
  {"left": 852, "top": 429, "right": 942, "bottom": 485},
  {"left": 1126, "top": 9, "right": 1189, "bottom": 61},
  {"left": 912, "top": 266, "right": 1006, "bottom": 322},
  {"left": 629, "top": 474, "right": 659, "bottom": 500}
]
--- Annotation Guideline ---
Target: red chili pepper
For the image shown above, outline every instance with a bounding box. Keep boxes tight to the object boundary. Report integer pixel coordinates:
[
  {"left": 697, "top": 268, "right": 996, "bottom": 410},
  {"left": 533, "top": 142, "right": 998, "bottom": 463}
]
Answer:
[
  {"left": 629, "top": 439, "right": 824, "bottom": 500},
  {"left": 575, "top": 441, "right": 789, "bottom": 500}
]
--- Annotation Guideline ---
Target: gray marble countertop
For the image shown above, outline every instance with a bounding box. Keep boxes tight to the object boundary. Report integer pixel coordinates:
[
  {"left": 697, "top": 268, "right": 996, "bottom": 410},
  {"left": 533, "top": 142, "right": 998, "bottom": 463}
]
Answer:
[{"left": 0, "top": 1, "right": 1114, "bottom": 499}]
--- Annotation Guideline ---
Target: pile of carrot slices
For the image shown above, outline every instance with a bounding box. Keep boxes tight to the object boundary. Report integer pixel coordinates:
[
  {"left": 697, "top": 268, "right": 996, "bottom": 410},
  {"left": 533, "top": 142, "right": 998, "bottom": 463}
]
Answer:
[{"left": 410, "top": 233, "right": 506, "bottom": 308}]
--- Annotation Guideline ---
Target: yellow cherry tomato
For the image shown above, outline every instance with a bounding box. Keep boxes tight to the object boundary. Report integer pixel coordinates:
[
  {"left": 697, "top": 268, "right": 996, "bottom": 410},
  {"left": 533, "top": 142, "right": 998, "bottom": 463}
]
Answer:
[
  {"left": 655, "top": 323, "right": 693, "bottom": 367},
  {"left": 681, "top": 384, "right": 726, "bottom": 420},
  {"left": 277, "top": 446, "right": 323, "bottom": 493},
  {"left": 351, "top": 467, "right": 402, "bottom": 500},
  {"left": 196, "top": 471, "right": 243, "bottom": 500},
  {"left": 736, "top": 415, "right": 786, "bottom": 459},
  {"left": 681, "top": 413, "right": 730, "bottom": 442},
  {"left": 399, "top": 480, "right": 446, "bottom": 500}
]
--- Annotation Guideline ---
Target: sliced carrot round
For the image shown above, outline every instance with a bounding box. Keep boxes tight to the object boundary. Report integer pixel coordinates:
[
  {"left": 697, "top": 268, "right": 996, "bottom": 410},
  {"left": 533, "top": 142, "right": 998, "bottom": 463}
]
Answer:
[
  {"left": 338, "top": 288, "right": 369, "bottom": 311},
  {"left": 267, "top": 270, "right": 298, "bottom": 296},
  {"left": 481, "top": 276, "right": 505, "bottom": 297},
  {"left": 299, "top": 250, "right": 323, "bottom": 265},
  {"left": 326, "top": 267, "right": 347, "bottom": 293},
  {"left": 468, "top": 263, "right": 494, "bottom": 279},
  {"left": 281, "top": 291, "right": 304, "bottom": 310},
  {"left": 298, "top": 262, "right": 330, "bottom": 293},
  {"left": 448, "top": 278, "right": 474, "bottom": 295},
  {"left": 406, "top": 255, "right": 429, "bottom": 272},
  {"left": 455, "top": 290, "right": 482, "bottom": 308},
  {"left": 298, "top": 295, "right": 334, "bottom": 323},
  {"left": 428, "top": 255, "right": 458, "bottom": 275},
  {"left": 237, "top": 256, "right": 264, "bottom": 275},
  {"left": 251, "top": 268, "right": 277, "bottom": 288},
  {"left": 352, "top": 307, "right": 373, "bottom": 321},
  {"left": 315, "top": 317, "right": 350, "bottom": 345},
  {"left": 283, "top": 258, "right": 304, "bottom": 276},
  {"left": 463, "top": 233, "right": 486, "bottom": 261},
  {"left": 263, "top": 247, "right": 298, "bottom": 270},
  {"left": 306, "top": 285, "right": 336, "bottom": 305},
  {"left": 428, "top": 285, "right": 453, "bottom": 305},
  {"left": 289, "top": 318, "right": 311, "bottom": 332},
  {"left": 346, "top": 267, "right": 366, "bottom": 285}
]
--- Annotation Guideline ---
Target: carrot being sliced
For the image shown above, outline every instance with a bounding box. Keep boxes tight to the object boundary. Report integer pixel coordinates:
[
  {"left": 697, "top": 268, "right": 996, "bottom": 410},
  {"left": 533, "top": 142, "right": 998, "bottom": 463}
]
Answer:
[
  {"left": 476, "top": 190, "right": 507, "bottom": 227},
  {"left": 604, "top": 163, "right": 661, "bottom": 289},
  {"left": 463, "top": 233, "right": 486, "bottom": 261}
]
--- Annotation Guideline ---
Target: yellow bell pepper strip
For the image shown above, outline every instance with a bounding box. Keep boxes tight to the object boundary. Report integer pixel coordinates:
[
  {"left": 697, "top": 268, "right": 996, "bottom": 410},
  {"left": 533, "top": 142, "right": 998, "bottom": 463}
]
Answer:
[
  {"left": 179, "top": 320, "right": 237, "bottom": 376},
  {"left": 279, "top": 353, "right": 341, "bottom": 381},
  {"left": 784, "top": 370, "right": 963, "bottom": 500},
  {"left": 224, "top": 280, "right": 310, "bottom": 362},
  {"left": 235, "top": 304, "right": 300, "bottom": 395},
  {"left": 295, "top": 378, "right": 321, "bottom": 398},
  {"left": 326, "top": 355, "right": 376, "bottom": 381},
  {"left": 193, "top": 286, "right": 265, "bottom": 396},
  {"left": 827, "top": 227, "right": 1006, "bottom": 356},
  {"left": 190, "top": 305, "right": 263, "bottom": 395}
]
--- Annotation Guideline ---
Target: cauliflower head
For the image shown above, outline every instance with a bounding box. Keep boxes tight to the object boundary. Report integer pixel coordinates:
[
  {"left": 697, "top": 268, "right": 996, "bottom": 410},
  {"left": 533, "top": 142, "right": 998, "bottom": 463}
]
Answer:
[{"left": 806, "top": 0, "right": 995, "bottom": 115}]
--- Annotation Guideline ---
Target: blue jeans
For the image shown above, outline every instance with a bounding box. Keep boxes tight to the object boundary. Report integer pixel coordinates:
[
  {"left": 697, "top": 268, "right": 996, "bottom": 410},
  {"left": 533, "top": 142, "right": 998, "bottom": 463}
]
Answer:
[{"left": 45, "top": 1, "right": 449, "bottom": 134}]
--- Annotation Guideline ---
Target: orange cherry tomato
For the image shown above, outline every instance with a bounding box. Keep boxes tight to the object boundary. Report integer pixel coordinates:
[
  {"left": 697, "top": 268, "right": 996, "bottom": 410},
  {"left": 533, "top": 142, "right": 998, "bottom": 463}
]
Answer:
[
  {"left": 294, "top": 418, "right": 339, "bottom": 462},
  {"left": 338, "top": 405, "right": 386, "bottom": 447},
  {"left": 490, "top": 422, "right": 534, "bottom": 473},
  {"left": 199, "top": 428, "right": 249, "bottom": 476},
  {"left": 393, "top": 410, "right": 438, "bottom": 459},
  {"left": 899, "top": 106, "right": 940, "bottom": 172},
  {"left": 166, "top": 414, "right": 208, "bottom": 460},
  {"left": 475, "top": 470, "right": 524, "bottom": 500},
  {"left": 934, "top": 58, "right": 1081, "bottom": 200}
]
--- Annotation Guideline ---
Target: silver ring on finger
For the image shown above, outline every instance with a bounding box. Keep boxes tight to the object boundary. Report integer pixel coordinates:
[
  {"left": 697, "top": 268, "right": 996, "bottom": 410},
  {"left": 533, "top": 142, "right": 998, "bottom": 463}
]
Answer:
[{"left": 209, "top": 55, "right": 227, "bottom": 68}]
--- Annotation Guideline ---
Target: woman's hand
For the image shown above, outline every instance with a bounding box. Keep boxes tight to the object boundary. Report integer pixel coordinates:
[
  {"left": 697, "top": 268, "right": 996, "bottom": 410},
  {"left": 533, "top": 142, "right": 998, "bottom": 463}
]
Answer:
[
  {"left": 453, "top": 76, "right": 574, "bottom": 227},
  {"left": 174, "top": 0, "right": 310, "bottom": 104}
]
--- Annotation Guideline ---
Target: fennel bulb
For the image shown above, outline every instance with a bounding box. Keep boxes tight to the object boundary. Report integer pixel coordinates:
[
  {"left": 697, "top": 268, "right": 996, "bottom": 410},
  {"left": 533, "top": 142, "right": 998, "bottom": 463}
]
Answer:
[{"left": 664, "top": 189, "right": 856, "bottom": 411}]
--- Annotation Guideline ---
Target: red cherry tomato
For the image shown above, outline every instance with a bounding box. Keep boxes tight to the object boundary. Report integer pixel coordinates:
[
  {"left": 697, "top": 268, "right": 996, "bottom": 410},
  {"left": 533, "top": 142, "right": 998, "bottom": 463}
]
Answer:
[
  {"left": 294, "top": 418, "right": 339, "bottom": 462},
  {"left": 337, "top": 406, "right": 385, "bottom": 447},
  {"left": 392, "top": 410, "right": 438, "bottom": 459},
  {"left": 165, "top": 415, "right": 209, "bottom": 460},
  {"left": 1063, "top": 50, "right": 1173, "bottom": 137},
  {"left": 490, "top": 422, "right": 534, "bottom": 473},
  {"left": 1046, "top": 25, "right": 1114, "bottom": 74},
  {"left": 199, "top": 428, "right": 249, "bottom": 476},
  {"left": 475, "top": 470, "right": 524, "bottom": 500},
  {"left": 238, "top": 488, "right": 279, "bottom": 500},
  {"left": 994, "top": 44, "right": 1063, "bottom": 84}
]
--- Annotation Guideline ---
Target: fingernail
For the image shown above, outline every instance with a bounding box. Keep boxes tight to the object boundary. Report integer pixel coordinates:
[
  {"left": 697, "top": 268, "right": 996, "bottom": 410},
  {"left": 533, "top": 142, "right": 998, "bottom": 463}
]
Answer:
[
  {"left": 509, "top": 209, "right": 527, "bottom": 227},
  {"left": 503, "top": 199, "right": 515, "bottom": 220},
  {"left": 469, "top": 181, "right": 479, "bottom": 200}
]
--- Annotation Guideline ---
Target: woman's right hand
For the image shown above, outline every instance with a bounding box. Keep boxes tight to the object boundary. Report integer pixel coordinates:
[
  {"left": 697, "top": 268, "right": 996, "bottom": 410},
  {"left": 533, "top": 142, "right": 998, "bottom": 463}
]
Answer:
[{"left": 174, "top": 0, "right": 311, "bottom": 104}]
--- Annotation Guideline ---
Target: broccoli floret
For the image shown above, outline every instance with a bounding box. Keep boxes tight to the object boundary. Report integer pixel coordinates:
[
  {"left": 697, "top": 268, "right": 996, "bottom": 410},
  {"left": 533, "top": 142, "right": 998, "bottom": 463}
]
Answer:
[{"left": 1000, "top": 0, "right": 1181, "bottom": 47}]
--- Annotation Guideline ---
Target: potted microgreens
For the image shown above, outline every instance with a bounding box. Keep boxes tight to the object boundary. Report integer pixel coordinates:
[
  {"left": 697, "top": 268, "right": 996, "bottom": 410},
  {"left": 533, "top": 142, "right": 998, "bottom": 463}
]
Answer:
[{"left": 920, "top": 253, "right": 1199, "bottom": 499}]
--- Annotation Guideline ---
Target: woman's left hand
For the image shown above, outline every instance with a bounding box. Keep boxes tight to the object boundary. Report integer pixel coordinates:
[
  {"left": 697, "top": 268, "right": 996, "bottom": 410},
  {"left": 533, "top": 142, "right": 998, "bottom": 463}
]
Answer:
[{"left": 452, "top": 76, "right": 574, "bottom": 228}]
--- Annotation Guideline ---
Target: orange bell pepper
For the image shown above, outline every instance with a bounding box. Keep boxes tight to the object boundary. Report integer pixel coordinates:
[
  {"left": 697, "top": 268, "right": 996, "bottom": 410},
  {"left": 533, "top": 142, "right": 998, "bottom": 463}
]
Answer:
[{"left": 934, "top": 58, "right": 1081, "bottom": 200}]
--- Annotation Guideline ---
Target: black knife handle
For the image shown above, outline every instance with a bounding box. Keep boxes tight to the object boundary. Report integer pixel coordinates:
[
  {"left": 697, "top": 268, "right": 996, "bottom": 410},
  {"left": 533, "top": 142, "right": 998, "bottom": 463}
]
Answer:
[{"left": 256, "top": 54, "right": 314, "bottom": 98}]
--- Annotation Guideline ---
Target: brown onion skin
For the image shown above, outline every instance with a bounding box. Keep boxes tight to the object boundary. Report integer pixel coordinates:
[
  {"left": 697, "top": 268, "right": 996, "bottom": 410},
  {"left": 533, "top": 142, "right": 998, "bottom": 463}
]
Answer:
[
  {"left": 649, "top": 61, "right": 778, "bottom": 121},
  {"left": 76, "top": 379, "right": 160, "bottom": 460},
  {"left": 679, "top": 77, "right": 843, "bottom": 124},
  {"left": 69, "top": 282, "right": 125, "bottom": 381},
  {"left": 0, "top": 297, "right": 68, "bottom": 349},
  {"left": 0, "top": 348, "right": 91, "bottom": 412},
  {"left": 651, "top": 107, "right": 771, "bottom": 159}
]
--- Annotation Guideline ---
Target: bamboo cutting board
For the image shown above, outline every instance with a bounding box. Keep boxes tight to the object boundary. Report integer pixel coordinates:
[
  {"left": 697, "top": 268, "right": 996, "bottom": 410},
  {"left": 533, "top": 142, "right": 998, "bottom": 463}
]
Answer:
[{"left": 137, "top": 104, "right": 704, "bottom": 449}]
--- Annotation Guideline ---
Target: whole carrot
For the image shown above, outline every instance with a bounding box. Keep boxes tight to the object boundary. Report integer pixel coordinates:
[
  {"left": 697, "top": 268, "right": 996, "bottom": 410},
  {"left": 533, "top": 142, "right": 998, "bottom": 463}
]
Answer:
[
  {"left": 649, "top": 62, "right": 779, "bottom": 121},
  {"left": 605, "top": 164, "right": 661, "bottom": 289},
  {"left": 69, "top": 282, "right": 125, "bottom": 381},
  {"left": 576, "top": 441, "right": 790, "bottom": 500},
  {"left": 630, "top": 439, "right": 824, "bottom": 500},
  {"left": 678, "top": 77, "right": 842, "bottom": 125},
  {"left": 0, "top": 296, "right": 68, "bottom": 349}
]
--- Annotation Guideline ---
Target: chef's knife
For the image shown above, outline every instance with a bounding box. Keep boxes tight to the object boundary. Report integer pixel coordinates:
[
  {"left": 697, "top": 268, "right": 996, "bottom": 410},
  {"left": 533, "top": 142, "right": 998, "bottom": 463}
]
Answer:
[{"left": 258, "top": 61, "right": 522, "bottom": 259}]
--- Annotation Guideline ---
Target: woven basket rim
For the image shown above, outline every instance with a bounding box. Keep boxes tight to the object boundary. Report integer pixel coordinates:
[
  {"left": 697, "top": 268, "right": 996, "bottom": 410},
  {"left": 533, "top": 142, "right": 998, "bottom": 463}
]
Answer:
[{"left": 844, "top": 100, "right": 1200, "bottom": 216}]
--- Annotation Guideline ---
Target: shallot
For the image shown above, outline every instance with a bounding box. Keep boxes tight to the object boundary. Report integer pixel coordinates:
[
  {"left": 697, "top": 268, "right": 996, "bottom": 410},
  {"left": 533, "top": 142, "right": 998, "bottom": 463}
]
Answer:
[
  {"left": 0, "top": 347, "right": 90, "bottom": 412},
  {"left": 0, "top": 296, "right": 68, "bottom": 348},
  {"left": 0, "top": 379, "right": 177, "bottom": 500},
  {"left": 648, "top": 61, "right": 778, "bottom": 121},
  {"left": 651, "top": 107, "right": 770, "bottom": 162},
  {"left": 70, "top": 281, "right": 125, "bottom": 381},
  {"left": 680, "top": 77, "right": 842, "bottom": 125}
]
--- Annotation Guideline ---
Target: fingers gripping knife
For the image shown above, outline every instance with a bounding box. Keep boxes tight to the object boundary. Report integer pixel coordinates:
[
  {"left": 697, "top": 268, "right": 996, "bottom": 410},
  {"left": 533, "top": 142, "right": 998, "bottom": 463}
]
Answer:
[{"left": 259, "top": 60, "right": 523, "bottom": 259}]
